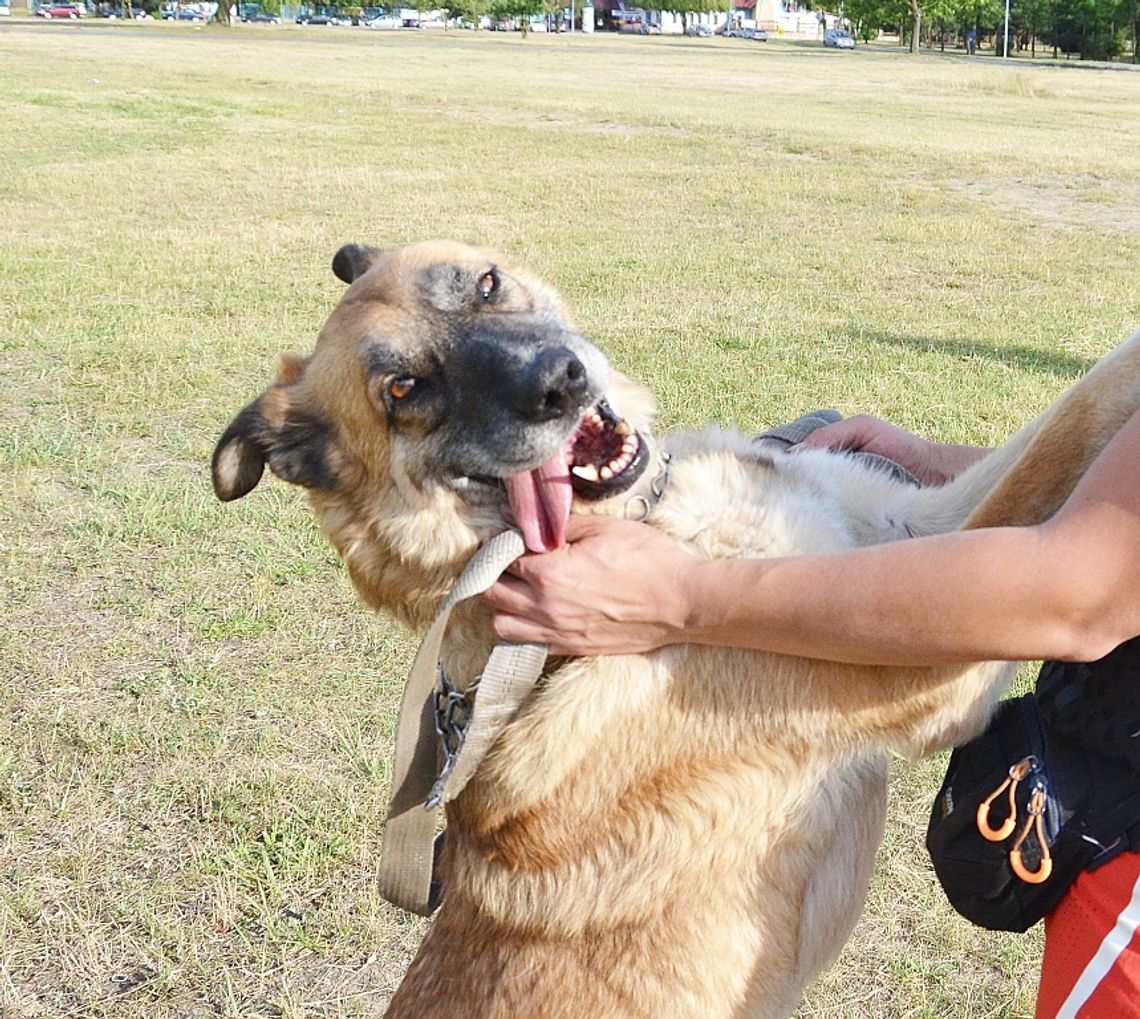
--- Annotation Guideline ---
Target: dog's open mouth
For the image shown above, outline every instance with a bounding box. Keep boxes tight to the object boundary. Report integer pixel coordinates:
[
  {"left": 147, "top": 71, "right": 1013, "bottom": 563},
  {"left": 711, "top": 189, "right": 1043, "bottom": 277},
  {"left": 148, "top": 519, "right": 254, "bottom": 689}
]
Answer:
[{"left": 503, "top": 399, "right": 649, "bottom": 554}]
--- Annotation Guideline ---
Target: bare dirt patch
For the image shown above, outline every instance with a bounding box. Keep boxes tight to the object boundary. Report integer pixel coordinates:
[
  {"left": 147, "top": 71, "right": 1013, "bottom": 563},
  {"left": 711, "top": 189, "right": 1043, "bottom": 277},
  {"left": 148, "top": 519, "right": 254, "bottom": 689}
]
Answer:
[{"left": 942, "top": 172, "right": 1140, "bottom": 235}]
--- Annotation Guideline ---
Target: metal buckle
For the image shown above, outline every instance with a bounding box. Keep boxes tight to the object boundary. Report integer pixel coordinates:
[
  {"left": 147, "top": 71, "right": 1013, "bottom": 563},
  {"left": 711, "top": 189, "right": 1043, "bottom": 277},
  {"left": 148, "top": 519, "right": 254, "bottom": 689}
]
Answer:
[
  {"left": 623, "top": 450, "right": 671, "bottom": 521},
  {"left": 426, "top": 669, "right": 478, "bottom": 809}
]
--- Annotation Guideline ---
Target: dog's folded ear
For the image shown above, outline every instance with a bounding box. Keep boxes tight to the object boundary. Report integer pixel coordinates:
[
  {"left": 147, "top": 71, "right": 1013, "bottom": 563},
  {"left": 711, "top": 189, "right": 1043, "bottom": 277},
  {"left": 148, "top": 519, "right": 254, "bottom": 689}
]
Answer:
[
  {"left": 212, "top": 357, "right": 339, "bottom": 501},
  {"left": 332, "top": 244, "right": 383, "bottom": 285}
]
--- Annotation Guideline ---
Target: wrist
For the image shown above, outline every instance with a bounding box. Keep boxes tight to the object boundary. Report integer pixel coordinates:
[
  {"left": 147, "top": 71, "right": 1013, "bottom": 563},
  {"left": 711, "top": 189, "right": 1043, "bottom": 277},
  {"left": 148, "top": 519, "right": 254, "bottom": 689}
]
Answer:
[
  {"left": 671, "top": 556, "right": 747, "bottom": 648},
  {"left": 923, "top": 443, "right": 990, "bottom": 485}
]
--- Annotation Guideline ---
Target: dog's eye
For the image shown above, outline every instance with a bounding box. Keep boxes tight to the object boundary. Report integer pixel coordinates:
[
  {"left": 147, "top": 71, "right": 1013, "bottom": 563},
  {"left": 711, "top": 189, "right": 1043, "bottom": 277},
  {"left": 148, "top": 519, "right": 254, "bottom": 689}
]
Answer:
[
  {"left": 477, "top": 269, "right": 498, "bottom": 301},
  {"left": 388, "top": 378, "right": 417, "bottom": 400}
]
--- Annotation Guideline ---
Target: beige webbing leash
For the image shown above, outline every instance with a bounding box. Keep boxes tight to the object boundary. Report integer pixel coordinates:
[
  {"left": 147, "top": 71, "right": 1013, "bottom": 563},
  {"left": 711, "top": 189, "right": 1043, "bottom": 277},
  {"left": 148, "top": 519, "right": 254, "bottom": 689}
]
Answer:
[{"left": 378, "top": 528, "right": 548, "bottom": 916}]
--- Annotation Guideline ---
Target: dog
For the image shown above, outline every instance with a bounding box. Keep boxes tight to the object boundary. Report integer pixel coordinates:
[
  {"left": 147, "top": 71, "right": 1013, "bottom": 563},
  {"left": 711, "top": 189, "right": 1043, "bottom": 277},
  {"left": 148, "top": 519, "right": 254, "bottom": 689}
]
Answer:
[{"left": 212, "top": 240, "right": 1140, "bottom": 1018}]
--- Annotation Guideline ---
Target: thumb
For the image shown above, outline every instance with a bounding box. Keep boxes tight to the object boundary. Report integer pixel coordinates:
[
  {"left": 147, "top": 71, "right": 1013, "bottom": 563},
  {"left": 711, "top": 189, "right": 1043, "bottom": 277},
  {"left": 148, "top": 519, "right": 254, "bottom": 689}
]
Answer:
[{"left": 562, "top": 513, "right": 629, "bottom": 541}]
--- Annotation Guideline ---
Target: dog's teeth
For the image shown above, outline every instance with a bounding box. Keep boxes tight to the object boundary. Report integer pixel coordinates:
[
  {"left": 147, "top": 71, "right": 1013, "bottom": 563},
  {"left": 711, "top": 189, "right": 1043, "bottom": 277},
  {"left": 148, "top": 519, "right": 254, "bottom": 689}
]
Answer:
[
  {"left": 620, "top": 438, "right": 636, "bottom": 454},
  {"left": 614, "top": 420, "right": 631, "bottom": 436},
  {"left": 572, "top": 464, "right": 600, "bottom": 481},
  {"left": 600, "top": 465, "right": 614, "bottom": 481}
]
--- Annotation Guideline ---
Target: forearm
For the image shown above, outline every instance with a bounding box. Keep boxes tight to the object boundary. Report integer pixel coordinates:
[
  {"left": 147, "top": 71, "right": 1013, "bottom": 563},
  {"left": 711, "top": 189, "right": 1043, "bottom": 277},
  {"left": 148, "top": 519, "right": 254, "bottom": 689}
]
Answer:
[
  {"left": 681, "top": 412, "right": 1140, "bottom": 666},
  {"left": 678, "top": 527, "right": 1090, "bottom": 665}
]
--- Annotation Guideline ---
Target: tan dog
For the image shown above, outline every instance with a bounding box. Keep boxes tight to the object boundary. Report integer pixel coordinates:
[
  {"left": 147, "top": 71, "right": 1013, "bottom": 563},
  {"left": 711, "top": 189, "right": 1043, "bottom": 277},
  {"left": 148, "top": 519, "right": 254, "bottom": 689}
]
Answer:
[{"left": 212, "top": 240, "right": 1140, "bottom": 1019}]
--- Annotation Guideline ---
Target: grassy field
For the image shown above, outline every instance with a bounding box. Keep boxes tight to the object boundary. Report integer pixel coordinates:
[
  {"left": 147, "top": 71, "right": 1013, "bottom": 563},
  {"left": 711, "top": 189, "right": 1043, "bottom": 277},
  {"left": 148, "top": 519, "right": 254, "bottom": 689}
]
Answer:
[{"left": 2, "top": 19, "right": 1139, "bottom": 1018}]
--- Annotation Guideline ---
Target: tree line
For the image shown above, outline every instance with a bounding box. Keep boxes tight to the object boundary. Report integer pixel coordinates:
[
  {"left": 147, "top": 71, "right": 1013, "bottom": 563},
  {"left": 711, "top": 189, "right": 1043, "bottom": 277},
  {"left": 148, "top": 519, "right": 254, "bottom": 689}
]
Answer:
[
  {"left": 211, "top": 0, "right": 1138, "bottom": 58},
  {"left": 845, "top": 0, "right": 1139, "bottom": 60}
]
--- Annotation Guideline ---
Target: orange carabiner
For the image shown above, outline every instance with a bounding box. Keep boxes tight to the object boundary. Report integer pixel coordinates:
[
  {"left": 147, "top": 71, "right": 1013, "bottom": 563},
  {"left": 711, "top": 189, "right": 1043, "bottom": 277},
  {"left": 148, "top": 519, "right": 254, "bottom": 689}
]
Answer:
[
  {"left": 1009, "top": 788, "right": 1053, "bottom": 885},
  {"left": 976, "top": 757, "right": 1034, "bottom": 842}
]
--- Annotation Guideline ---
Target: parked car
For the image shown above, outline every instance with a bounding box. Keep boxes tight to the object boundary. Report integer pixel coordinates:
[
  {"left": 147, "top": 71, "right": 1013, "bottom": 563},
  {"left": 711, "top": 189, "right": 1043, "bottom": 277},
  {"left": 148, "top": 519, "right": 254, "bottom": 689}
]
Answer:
[
  {"left": 242, "top": 9, "right": 279, "bottom": 20},
  {"left": 727, "top": 26, "right": 769, "bottom": 40},
  {"left": 685, "top": 22, "right": 711, "bottom": 36},
  {"left": 36, "top": 2, "right": 85, "bottom": 16},
  {"left": 296, "top": 11, "right": 341, "bottom": 22},
  {"left": 364, "top": 13, "right": 400, "bottom": 27},
  {"left": 0, "top": 1, "right": 15, "bottom": 13},
  {"left": 823, "top": 27, "right": 855, "bottom": 48}
]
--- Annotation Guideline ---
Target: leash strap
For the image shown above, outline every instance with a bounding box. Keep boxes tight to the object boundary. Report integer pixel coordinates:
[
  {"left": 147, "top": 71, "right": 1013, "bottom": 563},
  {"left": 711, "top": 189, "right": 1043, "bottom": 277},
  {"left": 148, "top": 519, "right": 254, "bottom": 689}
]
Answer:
[
  {"left": 441, "top": 639, "right": 549, "bottom": 800},
  {"left": 378, "top": 529, "right": 548, "bottom": 915}
]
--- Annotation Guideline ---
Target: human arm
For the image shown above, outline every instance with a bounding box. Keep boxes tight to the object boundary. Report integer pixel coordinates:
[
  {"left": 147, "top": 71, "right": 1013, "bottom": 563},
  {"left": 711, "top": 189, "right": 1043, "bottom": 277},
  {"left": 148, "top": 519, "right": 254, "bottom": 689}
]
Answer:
[{"left": 485, "top": 410, "right": 1140, "bottom": 665}]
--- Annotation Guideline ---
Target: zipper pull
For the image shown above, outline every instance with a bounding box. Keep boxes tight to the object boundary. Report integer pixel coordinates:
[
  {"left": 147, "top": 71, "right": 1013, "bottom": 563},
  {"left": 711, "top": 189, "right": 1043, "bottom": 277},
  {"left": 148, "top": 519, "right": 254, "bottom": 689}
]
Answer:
[
  {"left": 976, "top": 755, "right": 1036, "bottom": 842},
  {"left": 1009, "top": 784, "right": 1053, "bottom": 884}
]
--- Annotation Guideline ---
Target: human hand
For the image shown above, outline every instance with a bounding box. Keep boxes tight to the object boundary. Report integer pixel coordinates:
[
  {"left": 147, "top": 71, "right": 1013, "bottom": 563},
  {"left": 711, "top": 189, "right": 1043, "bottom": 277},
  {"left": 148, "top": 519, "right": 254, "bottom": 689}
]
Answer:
[
  {"left": 793, "top": 415, "right": 983, "bottom": 485},
  {"left": 484, "top": 515, "right": 696, "bottom": 657}
]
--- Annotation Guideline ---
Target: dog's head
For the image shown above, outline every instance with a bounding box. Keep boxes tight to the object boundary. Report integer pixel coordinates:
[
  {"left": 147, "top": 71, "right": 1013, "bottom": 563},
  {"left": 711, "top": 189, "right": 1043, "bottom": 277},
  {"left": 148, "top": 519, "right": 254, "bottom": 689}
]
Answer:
[{"left": 212, "top": 241, "right": 655, "bottom": 621}]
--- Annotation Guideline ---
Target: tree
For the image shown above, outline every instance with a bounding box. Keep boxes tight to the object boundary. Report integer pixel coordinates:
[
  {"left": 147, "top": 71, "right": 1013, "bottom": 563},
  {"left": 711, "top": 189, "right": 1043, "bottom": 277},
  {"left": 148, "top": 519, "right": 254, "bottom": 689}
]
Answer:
[
  {"left": 1042, "top": 0, "right": 1127, "bottom": 56},
  {"left": 920, "top": 0, "right": 957, "bottom": 47},
  {"left": 449, "top": 0, "right": 489, "bottom": 24},
  {"left": 899, "top": 0, "right": 959, "bottom": 51},
  {"left": 489, "top": 0, "right": 543, "bottom": 32},
  {"left": 1073, "top": 0, "right": 1128, "bottom": 57},
  {"left": 905, "top": 0, "right": 922, "bottom": 48},
  {"left": 540, "top": 0, "right": 562, "bottom": 29},
  {"left": 843, "top": 0, "right": 905, "bottom": 40},
  {"left": 1014, "top": 0, "right": 1051, "bottom": 53},
  {"left": 955, "top": 0, "right": 1003, "bottom": 40},
  {"left": 1125, "top": 0, "right": 1140, "bottom": 60}
]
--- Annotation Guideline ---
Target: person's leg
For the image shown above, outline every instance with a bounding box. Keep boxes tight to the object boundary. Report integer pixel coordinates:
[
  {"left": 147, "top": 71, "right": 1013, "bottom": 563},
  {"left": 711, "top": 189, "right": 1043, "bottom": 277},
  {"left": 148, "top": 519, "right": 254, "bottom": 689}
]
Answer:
[{"left": 1036, "top": 850, "right": 1140, "bottom": 1018}]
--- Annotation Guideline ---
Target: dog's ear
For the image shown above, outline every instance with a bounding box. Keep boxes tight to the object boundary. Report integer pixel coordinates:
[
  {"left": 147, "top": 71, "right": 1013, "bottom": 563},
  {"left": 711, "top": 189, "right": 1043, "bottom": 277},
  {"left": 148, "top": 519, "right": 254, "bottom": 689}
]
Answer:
[
  {"left": 331, "top": 244, "right": 382, "bottom": 285},
  {"left": 212, "top": 356, "right": 338, "bottom": 501}
]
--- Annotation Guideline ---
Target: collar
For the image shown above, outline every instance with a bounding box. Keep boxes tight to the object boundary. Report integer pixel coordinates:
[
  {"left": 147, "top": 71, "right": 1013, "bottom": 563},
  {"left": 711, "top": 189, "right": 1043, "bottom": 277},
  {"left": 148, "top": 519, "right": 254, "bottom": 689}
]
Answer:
[{"left": 623, "top": 446, "right": 672, "bottom": 522}]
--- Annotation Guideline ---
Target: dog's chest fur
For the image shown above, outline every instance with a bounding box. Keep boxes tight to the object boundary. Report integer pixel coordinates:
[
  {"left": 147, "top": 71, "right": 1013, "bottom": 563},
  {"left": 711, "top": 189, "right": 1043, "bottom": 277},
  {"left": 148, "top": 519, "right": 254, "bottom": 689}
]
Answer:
[{"left": 652, "top": 426, "right": 918, "bottom": 561}]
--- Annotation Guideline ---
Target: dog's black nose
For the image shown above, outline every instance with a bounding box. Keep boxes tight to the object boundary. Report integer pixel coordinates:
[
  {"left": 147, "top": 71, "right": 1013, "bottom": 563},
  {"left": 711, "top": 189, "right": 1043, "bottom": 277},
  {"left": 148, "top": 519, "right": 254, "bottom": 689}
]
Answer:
[{"left": 513, "top": 347, "right": 589, "bottom": 423}]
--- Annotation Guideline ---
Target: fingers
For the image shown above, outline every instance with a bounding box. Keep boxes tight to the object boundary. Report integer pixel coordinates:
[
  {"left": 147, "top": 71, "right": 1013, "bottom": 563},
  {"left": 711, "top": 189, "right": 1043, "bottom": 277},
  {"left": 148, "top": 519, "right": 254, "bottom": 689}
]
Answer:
[
  {"left": 485, "top": 578, "right": 542, "bottom": 644},
  {"left": 483, "top": 573, "right": 535, "bottom": 615},
  {"left": 489, "top": 610, "right": 554, "bottom": 648},
  {"left": 484, "top": 513, "right": 685, "bottom": 657},
  {"left": 793, "top": 415, "right": 882, "bottom": 453},
  {"left": 486, "top": 579, "right": 580, "bottom": 653}
]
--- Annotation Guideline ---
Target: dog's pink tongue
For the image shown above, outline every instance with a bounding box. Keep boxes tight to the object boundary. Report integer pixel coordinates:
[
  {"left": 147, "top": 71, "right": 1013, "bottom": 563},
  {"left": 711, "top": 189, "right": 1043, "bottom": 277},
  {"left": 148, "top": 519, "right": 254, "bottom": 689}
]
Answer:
[{"left": 503, "top": 449, "right": 573, "bottom": 553}]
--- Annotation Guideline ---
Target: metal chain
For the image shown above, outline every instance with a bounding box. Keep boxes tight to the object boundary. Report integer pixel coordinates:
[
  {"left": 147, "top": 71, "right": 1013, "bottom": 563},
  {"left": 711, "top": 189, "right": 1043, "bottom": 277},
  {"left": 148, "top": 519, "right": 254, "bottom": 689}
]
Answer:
[{"left": 427, "top": 669, "right": 480, "bottom": 809}]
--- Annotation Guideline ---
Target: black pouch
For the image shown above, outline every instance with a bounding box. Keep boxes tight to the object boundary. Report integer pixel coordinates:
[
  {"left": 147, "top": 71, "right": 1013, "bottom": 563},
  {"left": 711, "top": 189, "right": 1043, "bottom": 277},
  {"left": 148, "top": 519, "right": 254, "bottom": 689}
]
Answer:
[
  {"left": 926, "top": 672, "right": 1140, "bottom": 933},
  {"left": 1037, "top": 640, "right": 1140, "bottom": 773}
]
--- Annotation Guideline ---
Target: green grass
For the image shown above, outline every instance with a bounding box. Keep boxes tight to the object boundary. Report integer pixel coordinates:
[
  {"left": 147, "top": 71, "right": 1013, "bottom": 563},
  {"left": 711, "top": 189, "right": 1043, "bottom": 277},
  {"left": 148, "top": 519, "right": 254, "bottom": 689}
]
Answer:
[{"left": 2, "top": 20, "right": 1139, "bottom": 1018}]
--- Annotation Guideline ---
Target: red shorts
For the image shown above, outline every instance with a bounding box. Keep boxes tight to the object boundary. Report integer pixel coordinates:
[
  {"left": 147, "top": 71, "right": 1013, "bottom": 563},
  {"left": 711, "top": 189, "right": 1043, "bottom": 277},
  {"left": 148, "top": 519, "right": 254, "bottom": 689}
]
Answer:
[{"left": 1036, "top": 849, "right": 1140, "bottom": 1018}]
